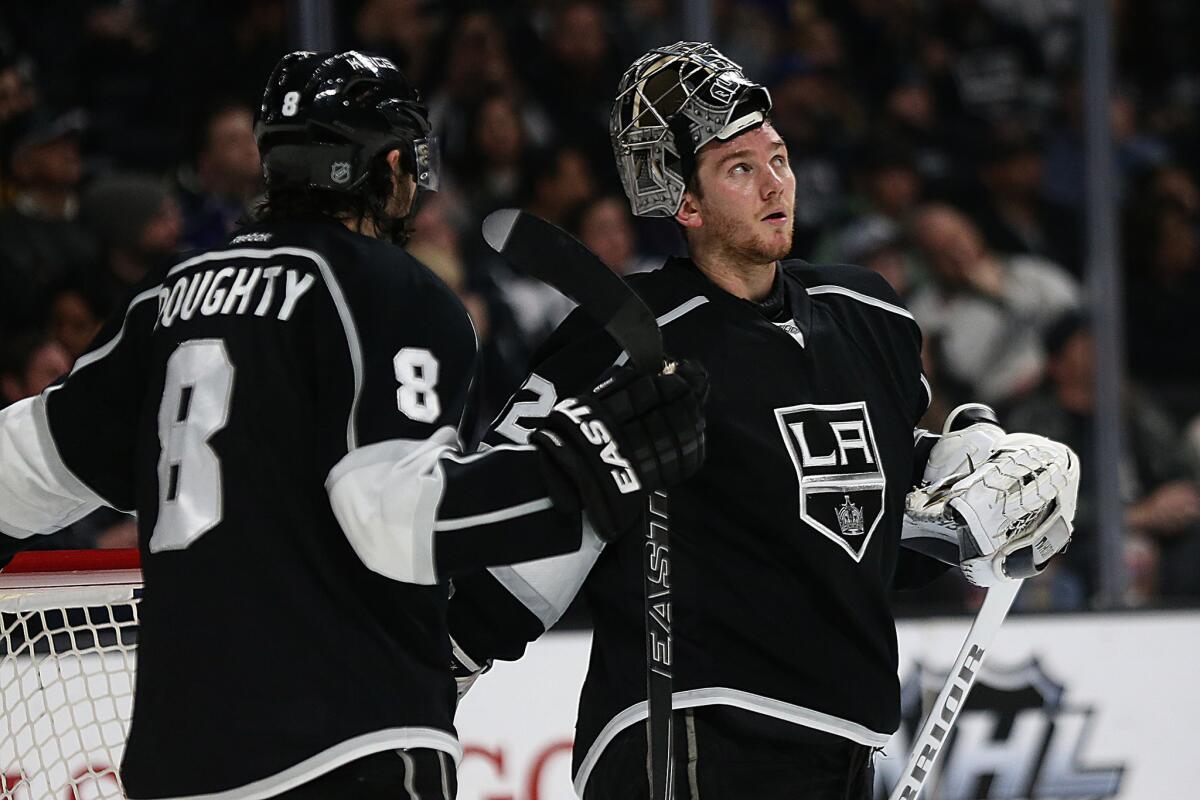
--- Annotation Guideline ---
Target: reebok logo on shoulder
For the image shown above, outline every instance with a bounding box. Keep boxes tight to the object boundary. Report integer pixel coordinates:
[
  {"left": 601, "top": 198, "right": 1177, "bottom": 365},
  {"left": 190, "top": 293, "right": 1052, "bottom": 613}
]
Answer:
[
  {"left": 554, "top": 398, "right": 641, "bottom": 493},
  {"left": 229, "top": 231, "right": 272, "bottom": 244}
]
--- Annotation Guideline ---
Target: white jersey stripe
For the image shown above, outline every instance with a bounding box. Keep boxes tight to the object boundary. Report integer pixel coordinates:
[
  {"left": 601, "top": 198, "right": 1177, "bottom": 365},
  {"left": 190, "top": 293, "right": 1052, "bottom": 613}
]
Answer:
[
  {"left": 573, "top": 687, "right": 892, "bottom": 796},
  {"left": 614, "top": 295, "right": 708, "bottom": 367},
  {"left": 135, "top": 727, "right": 460, "bottom": 800},
  {"left": 806, "top": 284, "right": 916, "bottom": 321},
  {"left": 433, "top": 498, "right": 555, "bottom": 531}
]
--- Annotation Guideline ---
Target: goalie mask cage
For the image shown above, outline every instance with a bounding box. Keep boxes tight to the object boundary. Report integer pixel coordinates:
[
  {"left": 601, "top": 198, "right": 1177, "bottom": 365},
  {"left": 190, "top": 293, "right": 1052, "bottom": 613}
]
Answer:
[{"left": 0, "top": 550, "right": 141, "bottom": 800}]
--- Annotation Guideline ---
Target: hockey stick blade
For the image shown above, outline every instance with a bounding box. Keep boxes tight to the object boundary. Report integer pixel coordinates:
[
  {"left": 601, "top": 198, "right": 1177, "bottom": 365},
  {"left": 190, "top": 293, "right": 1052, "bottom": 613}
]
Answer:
[
  {"left": 888, "top": 579, "right": 1022, "bottom": 800},
  {"left": 482, "top": 209, "right": 664, "bottom": 372}
]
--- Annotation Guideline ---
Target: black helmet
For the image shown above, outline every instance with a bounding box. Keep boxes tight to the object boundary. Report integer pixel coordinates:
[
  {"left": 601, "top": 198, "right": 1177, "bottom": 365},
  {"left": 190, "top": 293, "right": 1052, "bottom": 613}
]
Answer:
[{"left": 256, "top": 50, "right": 439, "bottom": 194}]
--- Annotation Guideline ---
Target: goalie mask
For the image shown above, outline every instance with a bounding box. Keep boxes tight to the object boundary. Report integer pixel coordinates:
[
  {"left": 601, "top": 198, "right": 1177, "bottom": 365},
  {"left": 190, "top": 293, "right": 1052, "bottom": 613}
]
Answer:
[
  {"left": 611, "top": 41, "right": 772, "bottom": 217},
  {"left": 256, "top": 50, "right": 439, "bottom": 194}
]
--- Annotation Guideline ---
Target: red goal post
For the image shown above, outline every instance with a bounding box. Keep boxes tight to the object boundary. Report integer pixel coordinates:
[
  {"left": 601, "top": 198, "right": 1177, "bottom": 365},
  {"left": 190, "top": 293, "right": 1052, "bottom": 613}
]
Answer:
[{"left": 0, "top": 549, "right": 142, "bottom": 800}]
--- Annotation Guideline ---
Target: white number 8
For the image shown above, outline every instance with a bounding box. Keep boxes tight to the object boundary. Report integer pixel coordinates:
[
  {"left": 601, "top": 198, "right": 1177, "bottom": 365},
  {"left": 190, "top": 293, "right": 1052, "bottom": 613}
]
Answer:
[
  {"left": 395, "top": 347, "right": 441, "bottom": 423},
  {"left": 152, "top": 340, "right": 235, "bottom": 553},
  {"left": 281, "top": 91, "right": 300, "bottom": 117}
]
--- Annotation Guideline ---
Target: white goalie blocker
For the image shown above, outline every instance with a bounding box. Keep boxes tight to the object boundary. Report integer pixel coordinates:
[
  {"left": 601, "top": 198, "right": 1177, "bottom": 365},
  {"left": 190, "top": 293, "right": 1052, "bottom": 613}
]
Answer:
[{"left": 903, "top": 404, "right": 1080, "bottom": 586}]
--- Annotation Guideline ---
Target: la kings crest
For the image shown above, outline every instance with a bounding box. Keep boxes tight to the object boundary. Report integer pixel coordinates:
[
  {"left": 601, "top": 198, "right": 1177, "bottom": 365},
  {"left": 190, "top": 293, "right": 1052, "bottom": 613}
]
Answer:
[{"left": 775, "top": 401, "right": 885, "bottom": 560}]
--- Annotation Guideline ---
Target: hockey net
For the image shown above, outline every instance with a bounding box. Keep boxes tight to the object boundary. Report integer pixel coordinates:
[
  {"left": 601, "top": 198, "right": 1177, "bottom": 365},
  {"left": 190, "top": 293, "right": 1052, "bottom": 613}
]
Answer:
[{"left": 0, "top": 550, "right": 141, "bottom": 800}]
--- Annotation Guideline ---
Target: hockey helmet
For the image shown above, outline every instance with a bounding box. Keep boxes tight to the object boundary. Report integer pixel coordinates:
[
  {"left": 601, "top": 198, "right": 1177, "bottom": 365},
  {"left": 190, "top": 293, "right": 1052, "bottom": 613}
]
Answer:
[
  {"left": 611, "top": 42, "right": 772, "bottom": 217},
  {"left": 256, "top": 50, "right": 439, "bottom": 194}
]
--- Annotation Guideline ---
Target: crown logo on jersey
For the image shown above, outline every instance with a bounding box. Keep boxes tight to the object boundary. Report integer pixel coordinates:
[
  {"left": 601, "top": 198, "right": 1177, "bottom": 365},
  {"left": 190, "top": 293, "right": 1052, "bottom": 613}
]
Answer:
[{"left": 836, "top": 494, "right": 865, "bottom": 537}]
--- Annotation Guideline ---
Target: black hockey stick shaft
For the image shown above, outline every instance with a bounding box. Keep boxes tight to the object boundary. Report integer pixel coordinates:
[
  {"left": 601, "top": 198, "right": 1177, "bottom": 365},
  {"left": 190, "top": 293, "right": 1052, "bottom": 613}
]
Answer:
[
  {"left": 645, "top": 490, "right": 674, "bottom": 800},
  {"left": 482, "top": 209, "right": 675, "bottom": 800}
]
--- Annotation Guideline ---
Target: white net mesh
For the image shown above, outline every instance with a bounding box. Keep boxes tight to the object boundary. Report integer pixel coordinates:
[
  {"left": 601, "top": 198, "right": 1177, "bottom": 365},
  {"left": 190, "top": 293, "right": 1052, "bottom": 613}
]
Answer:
[{"left": 0, "top": 557, "right": 140, "bottom": 800}]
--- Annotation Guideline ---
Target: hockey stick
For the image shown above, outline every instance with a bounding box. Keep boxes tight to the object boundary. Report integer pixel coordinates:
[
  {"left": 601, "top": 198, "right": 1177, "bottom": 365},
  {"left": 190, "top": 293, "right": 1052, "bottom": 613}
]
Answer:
[
  {"left": 482, "top": 209, "right": 676, "bottom": 800},
  {"left": 887, "top": 579, "right": 1022, "bottom": 800}
]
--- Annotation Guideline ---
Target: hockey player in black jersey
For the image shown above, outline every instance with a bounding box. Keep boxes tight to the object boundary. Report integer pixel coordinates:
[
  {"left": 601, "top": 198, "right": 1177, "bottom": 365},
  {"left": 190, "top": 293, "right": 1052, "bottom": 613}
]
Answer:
[
  {"left": 447, "top": 42, "right": 1080, "bottom": 799},
  {"left": 0, "top": 51, "right": 707, "bottom": 800}
]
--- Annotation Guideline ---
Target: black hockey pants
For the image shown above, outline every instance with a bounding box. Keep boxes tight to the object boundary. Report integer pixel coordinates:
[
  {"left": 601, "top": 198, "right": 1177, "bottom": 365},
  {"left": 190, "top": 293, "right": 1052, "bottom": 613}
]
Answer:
[{"left": 583, "top": 705, "right": 875, "bottom": 800}]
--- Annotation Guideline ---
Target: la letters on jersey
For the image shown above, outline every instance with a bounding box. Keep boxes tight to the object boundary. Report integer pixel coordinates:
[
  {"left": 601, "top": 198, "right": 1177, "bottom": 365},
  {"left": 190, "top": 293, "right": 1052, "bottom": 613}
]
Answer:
[
  {"left": 155, "top": 266, "right": 315, "bottom": 329},
  {"left": 775, "top": 401, "right": 886, "bottom": 561}
]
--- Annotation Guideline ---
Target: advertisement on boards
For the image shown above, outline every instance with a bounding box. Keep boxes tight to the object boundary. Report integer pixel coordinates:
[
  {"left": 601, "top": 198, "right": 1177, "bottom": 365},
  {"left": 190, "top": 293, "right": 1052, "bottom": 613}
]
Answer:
[{"left": 0, "top": 612, "right": 1195, "bottom": 799}]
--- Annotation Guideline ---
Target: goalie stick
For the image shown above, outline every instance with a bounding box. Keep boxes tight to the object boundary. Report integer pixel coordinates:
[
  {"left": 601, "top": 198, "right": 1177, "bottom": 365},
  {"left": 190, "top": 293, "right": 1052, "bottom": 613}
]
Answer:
[
  {"left": 482, "top": 209, "right": 676, "bottom": 800},
  {"left": 888, "top": 579, "right": 1021, "bottom": 800},
  {"left": 890, "top": 403, "right": 1023, "bottom": 800}
]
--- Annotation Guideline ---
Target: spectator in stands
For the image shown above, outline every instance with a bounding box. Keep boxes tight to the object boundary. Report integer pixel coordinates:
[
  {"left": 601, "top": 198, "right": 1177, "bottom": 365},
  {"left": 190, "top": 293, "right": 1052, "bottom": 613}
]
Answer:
[
  {"left": 427, "top": 9, "right": 553, "bottom": 171},
  {"left": 877, "top": 70, "right": 960, "bottom": 196},
  {"left": 47, "top": 278, "right": 109, "bottom": 359},
  {"left": 907, "top": 203, "right": 1079, "bottom": 407},
  {"left": 79, "top": 173, "right": 182, "bottom": 309},
  {"left": 0, "top": 331, "right": 71, "bottom": 408},
  {"left": 176, "top": 101, "right": 261, "bottom": 250},
  {"left": 835, "top": 214, "right": 912, "bottom": 298},
  {"left": 1008, "top": 311, "right": 1200, "bottom": 604},
  {"left": 521, "top": 143, "right": 596, "bottom": 230},
  {"left": 568, "top": 194, "right": 661, "bottom": 277},
  {"left": 1040, "top": 71, "right": 1170, "bottom": 212},
  {"left": 452, "top": 92, "right": 531, "bottom": 221},
  {"left": 768, "top": 55, "right": 858, "bottom": 257},
  {"left": 1124, "top": 195, "right": 1200, "bottom": 398},
  {"left": 965, "top": 121, "right": 1083, "bottom": 275},
  {"left": 921, "top": 0, "right": 1048, "bottom": 123},
  {"left": 0, "top": 107, "right": 97, "bottom": 336},
  {"left": 346, "top": 0, "right": 436, "bottom": 84},
  {"left": 532, "top": 0, "right": 624, "bottom": 175},
  {"left": 0, "top": 44, "right": 37, "bottom": 203},
  {"left": 812, "top": 139, "right": 923, "bottom": 266},
  {"left": 0, "top": 47, "right": 34, "bottom": 129}
]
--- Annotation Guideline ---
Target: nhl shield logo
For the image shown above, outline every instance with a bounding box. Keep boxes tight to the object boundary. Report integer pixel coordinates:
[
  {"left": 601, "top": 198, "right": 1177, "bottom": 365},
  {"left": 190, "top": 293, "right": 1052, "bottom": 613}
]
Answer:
[
  {"left": 330, "top": 161, "right": 352, "bottom": 185},
  {"left": 775, "top": 401, "right": 885, "bottom": 560},
  {"left": 886, "top": 659, "right": 1124, "bottom": 799}
]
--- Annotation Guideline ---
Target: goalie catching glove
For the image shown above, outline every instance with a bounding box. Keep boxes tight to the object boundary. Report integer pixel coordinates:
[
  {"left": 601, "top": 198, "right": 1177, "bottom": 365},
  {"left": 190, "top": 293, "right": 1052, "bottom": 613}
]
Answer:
[
  {"left": 532, "top": 360, "right": 707, "bottom": 542},
  {"left": 904, "top": 404, "right": 1079, "bottom": 586}
]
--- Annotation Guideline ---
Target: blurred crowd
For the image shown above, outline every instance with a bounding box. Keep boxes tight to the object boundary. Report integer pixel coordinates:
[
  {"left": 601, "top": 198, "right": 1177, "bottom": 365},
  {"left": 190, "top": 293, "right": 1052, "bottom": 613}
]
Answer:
[{"left": 2, "top": 0, "right": 1200, "bottom": 612}]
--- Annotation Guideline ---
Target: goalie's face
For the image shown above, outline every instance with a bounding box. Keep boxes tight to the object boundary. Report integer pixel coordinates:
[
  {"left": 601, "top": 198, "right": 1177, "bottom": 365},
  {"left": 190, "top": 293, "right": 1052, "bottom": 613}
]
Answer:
[{"left": 675, "top": 122, "right": 795, "bottom": 265}]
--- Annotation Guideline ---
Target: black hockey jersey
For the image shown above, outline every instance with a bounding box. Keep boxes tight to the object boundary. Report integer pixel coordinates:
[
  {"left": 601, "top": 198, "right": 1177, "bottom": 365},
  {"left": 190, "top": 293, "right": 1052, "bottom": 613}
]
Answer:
[
  {"left": 449, "top": 257, "right": 933, "bottom": 794},
  {"left": 0, "top": 219, "right": 582, "bottom": 799}
]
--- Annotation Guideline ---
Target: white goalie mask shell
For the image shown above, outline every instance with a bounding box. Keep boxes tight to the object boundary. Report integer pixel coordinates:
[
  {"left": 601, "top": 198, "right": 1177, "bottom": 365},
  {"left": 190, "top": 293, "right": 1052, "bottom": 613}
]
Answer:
[{"left": 610, "top": 41, "right": 773, "bottom": 218}]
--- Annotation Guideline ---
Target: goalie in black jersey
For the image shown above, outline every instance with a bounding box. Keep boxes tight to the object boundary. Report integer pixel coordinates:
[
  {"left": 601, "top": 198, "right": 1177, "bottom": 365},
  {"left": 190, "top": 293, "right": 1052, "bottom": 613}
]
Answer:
[
  {"left": 448, "top": 42, "right": 1080, "bottom": 799},
  {"left": 0, "top": 51, "right": 706, "bottom": 800}
]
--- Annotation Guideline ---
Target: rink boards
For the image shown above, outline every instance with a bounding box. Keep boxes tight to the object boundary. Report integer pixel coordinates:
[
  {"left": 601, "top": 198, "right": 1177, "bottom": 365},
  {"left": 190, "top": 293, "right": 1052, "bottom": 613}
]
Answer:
[
  {"left": 454, "top": 611, "right": 1192, "bottom": 800},
  {"left": 0, "top": 610, "right": 1194, "bottom": 800}
]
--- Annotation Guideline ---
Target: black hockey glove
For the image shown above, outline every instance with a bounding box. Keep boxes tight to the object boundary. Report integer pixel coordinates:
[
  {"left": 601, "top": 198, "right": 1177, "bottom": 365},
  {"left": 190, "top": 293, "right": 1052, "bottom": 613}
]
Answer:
[{"left": 531, "top": 360, "right": 708, "bottom": 542}]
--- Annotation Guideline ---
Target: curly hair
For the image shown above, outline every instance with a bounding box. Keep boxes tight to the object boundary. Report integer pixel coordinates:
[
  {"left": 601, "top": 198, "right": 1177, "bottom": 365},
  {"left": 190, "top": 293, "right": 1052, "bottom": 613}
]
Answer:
[{"left": 251, "top": 150, "right": 414, "bottom": 245}]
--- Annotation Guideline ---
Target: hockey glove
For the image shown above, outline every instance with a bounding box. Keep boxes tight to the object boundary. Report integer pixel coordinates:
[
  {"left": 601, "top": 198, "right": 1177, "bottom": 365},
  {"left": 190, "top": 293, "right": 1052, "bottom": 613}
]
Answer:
[
  {"left": 907, "top": 422, "right": 1079, "bottom": 586},
  {"left": 531, "top": 360, "right": 707, "bottom": 541}
]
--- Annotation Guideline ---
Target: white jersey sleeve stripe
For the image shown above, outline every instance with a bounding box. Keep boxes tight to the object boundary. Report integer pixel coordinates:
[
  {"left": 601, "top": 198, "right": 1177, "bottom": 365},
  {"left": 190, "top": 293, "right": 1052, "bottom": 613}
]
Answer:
[
  {"left": 325, "top": 429, "right": 459, "bottom": 585},
  {"left": 0, "top": 396, "right": 105, "bottom": 538},
  {"left": 433, "top": 498, "right": 554, "bottom": 531},
  {"left": 486, "top": 519, "right": 606, "bottom": 629}
]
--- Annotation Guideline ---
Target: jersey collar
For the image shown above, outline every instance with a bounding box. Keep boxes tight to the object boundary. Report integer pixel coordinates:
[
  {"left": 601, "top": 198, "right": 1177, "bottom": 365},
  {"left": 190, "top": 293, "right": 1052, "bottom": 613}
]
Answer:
[{"left": 666, "top": 257, "right": 814, "bottom": 343}]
